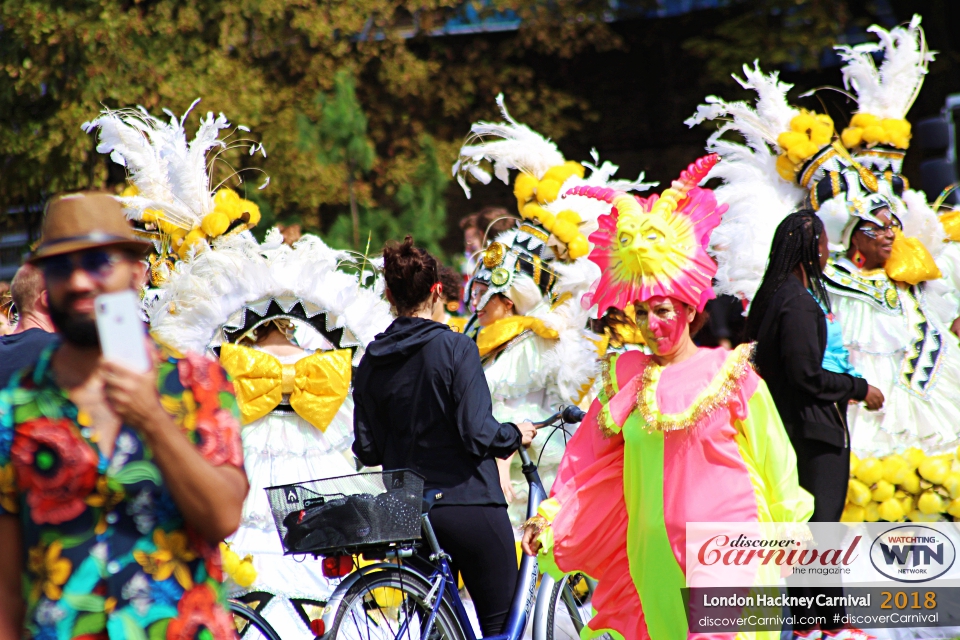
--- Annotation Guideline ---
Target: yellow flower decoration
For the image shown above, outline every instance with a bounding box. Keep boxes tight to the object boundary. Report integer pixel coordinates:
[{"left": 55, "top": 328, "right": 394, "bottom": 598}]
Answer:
[
  {"left": 160, "top": 389, "right": 197, "bottom": 431},
  {"left": 27, "top": 541, "right": 72, "bottom": 601},
  {"left": 775, "top": 110, "right": 835, "bottom": 182},
  {"left": 85, "top": 477, "right": 126, "bottom": 535},
  {"left": 134, "top": 529, "right": 198, "bottom": 590}
]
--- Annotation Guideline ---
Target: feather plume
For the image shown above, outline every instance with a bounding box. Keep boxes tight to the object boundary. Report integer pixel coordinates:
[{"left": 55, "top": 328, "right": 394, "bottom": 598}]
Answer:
[
  {"left": 836, "top": 15, "right": 934, "bottom": 120},
  {"left": 454, "top": 94, "right": 566, "bottom": 197},
  {"left": 687, "top": 65, "right": 807, "bottom": 302}
]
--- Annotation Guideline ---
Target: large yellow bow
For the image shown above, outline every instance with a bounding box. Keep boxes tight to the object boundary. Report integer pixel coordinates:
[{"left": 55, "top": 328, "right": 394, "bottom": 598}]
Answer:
[{"left": 219, "top": 343, "right": 352, "bottom": 432}]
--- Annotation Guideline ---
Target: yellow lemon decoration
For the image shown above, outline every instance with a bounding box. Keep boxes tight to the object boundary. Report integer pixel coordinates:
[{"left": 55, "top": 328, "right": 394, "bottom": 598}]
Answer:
[
  {"left": 881, "top": 455, "right": 909, "bottom": 484},
  {"left": 905, "top": 447, "right": 926, "bottom": 469},
  {"left": 900, "top": 471, "right": 921, "bottom": 495},
  {"left": 871, "top": 480, "right": 895, "bottom": 503},
  {"left": 864, "top": 501, "right": 881, "bottom": 522},
  {"left": 841, "top": 503, "right": 866, "bottom": 523},
  {"left": 854, "top": 457, "right": 883, "bottom": 486},
  {"left": 918, "top": 456, "right": 951, "bottom": 486},
  {"left": 846, "top": 479, "right": 872, "bottom": 507},
  {"left": 877, "top": 497, "right": 906, "bottom": 522},
  {"left": 918, "top": 490, "right": 944, "bottom": 515}
]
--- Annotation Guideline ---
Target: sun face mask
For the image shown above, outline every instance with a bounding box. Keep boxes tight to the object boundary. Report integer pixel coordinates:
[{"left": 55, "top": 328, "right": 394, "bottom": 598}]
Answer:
[
  {"left": 637, "top": 296, "right": 689, "bottom": 356},
  {"left": 574, "top": 154, "right": 727, "bottom": 315}
]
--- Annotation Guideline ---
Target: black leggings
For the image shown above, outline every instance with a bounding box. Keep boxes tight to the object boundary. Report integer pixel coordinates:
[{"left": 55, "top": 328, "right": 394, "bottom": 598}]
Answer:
[{"left": 424, "top": 504, "right": 518, "bottom": 636}]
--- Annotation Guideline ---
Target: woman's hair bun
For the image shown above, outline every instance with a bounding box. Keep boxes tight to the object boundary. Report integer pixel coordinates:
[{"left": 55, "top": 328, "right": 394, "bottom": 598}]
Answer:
[{"left": 383, "top": 236, "right": 440, "bottom": 315}]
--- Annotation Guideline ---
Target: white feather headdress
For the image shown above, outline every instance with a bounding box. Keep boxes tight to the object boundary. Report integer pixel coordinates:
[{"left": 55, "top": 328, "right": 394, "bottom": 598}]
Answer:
[
  {"left": 149, "top": 230, "right": 393, "bottom": 361},
  {"left": 836, "top": 15, "right": 934, "bottom": 122},
  {"left": 83, "top": 100, "right": 267, "bottom": 263},
  {"left": 685, "top": 63, "right": 807, "bottom": 301}
]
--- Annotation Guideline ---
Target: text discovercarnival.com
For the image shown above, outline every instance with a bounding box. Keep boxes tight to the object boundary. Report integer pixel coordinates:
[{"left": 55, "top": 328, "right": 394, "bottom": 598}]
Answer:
[{"left": 683, "top": 523, "right": 960, "bottom": 632}]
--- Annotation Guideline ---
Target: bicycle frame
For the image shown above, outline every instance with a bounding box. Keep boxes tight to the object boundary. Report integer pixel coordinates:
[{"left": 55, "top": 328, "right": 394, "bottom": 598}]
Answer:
[{"left": 319, "top": 417, "right": 556, "bottom": 640}]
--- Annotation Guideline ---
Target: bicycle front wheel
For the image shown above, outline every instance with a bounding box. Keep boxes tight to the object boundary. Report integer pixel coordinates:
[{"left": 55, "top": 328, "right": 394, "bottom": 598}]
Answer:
[
  {"left": 546, "top": 573, "right": 598, "bottom": 640},
  {"left": 229, "top": 599, "right": 283, "bottom": 640},
  {"left": 329, "top": 567, "right": 467, "bottom": 640}
]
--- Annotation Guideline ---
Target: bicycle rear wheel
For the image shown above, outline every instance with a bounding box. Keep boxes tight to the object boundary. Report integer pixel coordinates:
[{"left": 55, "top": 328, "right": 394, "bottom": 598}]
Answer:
[
  {"left": 329, "top": 567, "right": 467, "bottom": 640},
  {"left": 545, "top": 573, "right": 600, "bottom": 640},
  {"left": 229, "top": 599, "right": 283, "bottom": 640}
]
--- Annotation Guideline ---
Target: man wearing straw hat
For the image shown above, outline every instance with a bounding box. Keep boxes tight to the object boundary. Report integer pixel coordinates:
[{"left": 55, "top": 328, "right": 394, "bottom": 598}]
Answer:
[{"left": 0, "top": 192, "right": 247, "bottom": 639}]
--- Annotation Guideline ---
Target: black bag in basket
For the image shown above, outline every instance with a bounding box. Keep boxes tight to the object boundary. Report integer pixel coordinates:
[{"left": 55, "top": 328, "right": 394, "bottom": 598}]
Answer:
[{"left": 283, "top": 493, "right": 384, "bottom": 553}]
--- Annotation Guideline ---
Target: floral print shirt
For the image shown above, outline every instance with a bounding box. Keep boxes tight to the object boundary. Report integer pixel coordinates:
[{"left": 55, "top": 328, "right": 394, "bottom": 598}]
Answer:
[{"left": 0, "top": 344, "right": 244, "bottom": 640}]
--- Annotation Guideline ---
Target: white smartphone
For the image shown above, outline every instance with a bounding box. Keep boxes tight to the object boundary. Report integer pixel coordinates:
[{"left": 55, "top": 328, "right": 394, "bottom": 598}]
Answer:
[{"left": 94, "top": 290, "right": 151, "bottom": 373}]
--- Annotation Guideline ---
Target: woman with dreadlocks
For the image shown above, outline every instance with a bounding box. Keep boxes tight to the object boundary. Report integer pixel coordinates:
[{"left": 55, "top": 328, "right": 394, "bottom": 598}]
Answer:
[{"left": 748, "top": 210, "right": 884, "bottom": 523}]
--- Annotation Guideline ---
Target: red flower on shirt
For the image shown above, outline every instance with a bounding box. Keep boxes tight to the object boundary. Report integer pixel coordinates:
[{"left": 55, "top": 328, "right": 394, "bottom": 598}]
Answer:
[
  {"left": 11, "top": 417, "right": 98, "bottom": 525},
  {"left": 195, "top": 408, "right": 243, "bottom": 468},
  {"left": 165, "top": 583, "right": 236, "bottom": 640}
]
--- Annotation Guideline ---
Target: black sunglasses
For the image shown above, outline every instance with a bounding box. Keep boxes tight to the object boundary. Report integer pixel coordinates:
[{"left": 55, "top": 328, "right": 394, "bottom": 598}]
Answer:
[{"left": 39, "top": 249, "right": 125, "bottom": 283}]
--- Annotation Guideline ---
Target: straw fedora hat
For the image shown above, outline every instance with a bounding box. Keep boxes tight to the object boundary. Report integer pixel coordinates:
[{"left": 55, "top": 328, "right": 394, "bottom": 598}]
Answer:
[{"left": 28, "top": 192, "right": 152, "bottom": 262}]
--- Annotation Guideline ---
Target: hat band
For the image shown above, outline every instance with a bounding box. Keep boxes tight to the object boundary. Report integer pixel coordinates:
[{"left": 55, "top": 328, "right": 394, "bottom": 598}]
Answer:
[{"left": 38, "top": 232, "right": 138, "bottom": 250}]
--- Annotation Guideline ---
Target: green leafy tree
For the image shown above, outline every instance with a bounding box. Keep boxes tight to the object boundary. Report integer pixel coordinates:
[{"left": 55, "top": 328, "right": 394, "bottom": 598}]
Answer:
[{"left": 298, "top": 70, "right": 376, "bottom": 250}]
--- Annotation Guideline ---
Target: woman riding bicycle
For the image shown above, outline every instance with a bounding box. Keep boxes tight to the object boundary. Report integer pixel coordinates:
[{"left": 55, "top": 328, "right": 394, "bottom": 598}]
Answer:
[{"left": 352, "top": 236, "right": 537, "bottom": 636}]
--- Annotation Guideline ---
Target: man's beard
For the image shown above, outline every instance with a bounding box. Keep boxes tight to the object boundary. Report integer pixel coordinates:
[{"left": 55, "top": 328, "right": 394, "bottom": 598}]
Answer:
[{"left": 48, "top": 296, "right": 100, "bottom": 348}]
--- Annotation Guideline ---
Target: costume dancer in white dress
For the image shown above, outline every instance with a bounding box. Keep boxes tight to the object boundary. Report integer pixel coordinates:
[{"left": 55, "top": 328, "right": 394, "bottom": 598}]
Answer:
[
  {"left": 454, "top": 96, "right": 651, "bottom": 525},
  {"left": 84, "top": 104, "right": 393, "bottom": 639}
]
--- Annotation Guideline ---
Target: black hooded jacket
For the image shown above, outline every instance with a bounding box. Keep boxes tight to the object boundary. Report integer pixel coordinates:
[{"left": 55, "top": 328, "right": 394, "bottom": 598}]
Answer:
[
  {"left": 353, "top": 316, "right": 521, "bottom": 506},
  {"left": 753, "top": 274, "right": 868, "bottom": 447}
]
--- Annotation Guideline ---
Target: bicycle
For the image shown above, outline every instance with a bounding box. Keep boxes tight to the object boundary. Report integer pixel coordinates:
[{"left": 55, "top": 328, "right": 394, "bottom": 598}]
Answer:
[
  {"left": 276, "top": 405, "right": 588, "bottom": 640},
  {"left": 229, "top": 598, "right": 284, "bottom": 640}
]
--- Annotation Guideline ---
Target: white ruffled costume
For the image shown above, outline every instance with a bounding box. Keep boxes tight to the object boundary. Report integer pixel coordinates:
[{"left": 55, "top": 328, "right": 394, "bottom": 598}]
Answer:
[
  {"left": 686, "top": 17, "right": 960, "bottom": 459},
  {"left": 150, "top": 231, "right": 393, "bottom": 638},
  {"left": 455, "top": 97, "right": 652, "bottom": 525}
]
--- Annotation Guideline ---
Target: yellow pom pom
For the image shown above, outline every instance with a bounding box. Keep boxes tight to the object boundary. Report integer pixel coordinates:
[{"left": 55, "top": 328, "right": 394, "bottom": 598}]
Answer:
[
  {"left": 220, "top": 543, "right": 240, "bottom": 575},
  {"left": 777, "top": 131, "right": 807, "bottom": 150},
  {"left": 567, "top": 235, "right": 589, "bottom": 259},
  {"left": 919, "top": 456, "right": 950, "bottom": 485},
  {"left": 790, "top": 113, "right": 818, "bottom": 133},
  {"left": 918, "top": 490, "right": 945, "bottom": 515},
  {"left": 776, "top": 154, "right": 797, "bottom": 181},
  {"left": 850, "top": 452, "right": 860, "bottom": 474},
  {"left": 841, "top": 127, "right": 864, "bottom": 149},
  {"left": 840, "top": 503, "right": 865, "bottom": 522},
  {"left": 872, "top": 480, "right": 895, "bottom": 503},
  {"left": 900, "top": 470, "right": 921, "bottom": 495},
  {"left": 861, "top": 125, "right": 886, "bottom": 144},
  {"left": 121, "top": 184, "right": 140, "bottom": 198},
  {"left": 141, "top": 209, "right": 160, "bottom": 224},
  {"left": 854, "top": 457, "right": 883, "bottom": 486},
  {"left": 543, "top": 161, "right": 585, "bottom": 184},
  {"left": 865, "top": 501, "right": 881, "bottom": 522},
  {"left": 882, "top": 119, "right": 911, "bottom": 137},
  {"left": 847, "top": 478, "right": 872, "bottom": 506},
  {"left": 536, "top": 179, "right": 562, "bottom": 205},
  {"left": 850, "top": 113, "right": 880, "bottom": 128},
  {"left": 240, "top": 200, "right": 261, "bottom": 227},
  {"left": 521, "top": 203, "right": 554, "bottom": 227},
  {"left": 882, "top": 455, "right": 909, "bottom": 484},
  {"left": 201, "top": 212, "right": 230, "bottom": 237},
  {"left": 233, "top": 558, "right": 257, "bottom": 588},
  {"left": 514, "top": 173, "right": 538, "bottom": 204},
  {"left": 809, "top": 123, "right": 834, "bottom": 146},
  {"left": 157, "top": 218, "right": 183, "bottom": 236},
  {"left": 877, "top": 497, "right": 906, "bottom": 522},
  {"left": 814, "top": 113, "right": 834, "bottom": 128},
  {"left": 552, "top": 219, "right": 579, "bottom": 244},
  {"left": 214, "top": 188, "right": 241, "bottom": 206},
  {"left": 905, "top": 447, "right": 926, "bottom": 469},
  {"left": 787, "top": 140, "right": 821, "bottom": 164},
  {"left": 177, "top": 229, "right": 207, "bottom": 260},
  {"left": 556, "top": 210, "right": 581, "bottom": 224}
]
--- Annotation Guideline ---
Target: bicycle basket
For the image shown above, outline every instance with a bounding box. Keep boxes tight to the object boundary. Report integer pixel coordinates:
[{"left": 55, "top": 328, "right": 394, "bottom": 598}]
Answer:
[{"left": 265, "top": 470, "right": 424, "bottom": 556}]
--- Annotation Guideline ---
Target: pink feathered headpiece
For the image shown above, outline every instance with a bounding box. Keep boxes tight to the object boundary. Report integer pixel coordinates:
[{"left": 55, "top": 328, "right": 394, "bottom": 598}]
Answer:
[{"left": 575, "top": 154, "right": 727, "bottom": 313}]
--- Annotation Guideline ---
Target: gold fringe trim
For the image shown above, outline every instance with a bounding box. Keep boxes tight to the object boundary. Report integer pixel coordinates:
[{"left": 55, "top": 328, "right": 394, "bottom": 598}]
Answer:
[{"left": 636, "top": 343, "right": 755, "bottom": 433}]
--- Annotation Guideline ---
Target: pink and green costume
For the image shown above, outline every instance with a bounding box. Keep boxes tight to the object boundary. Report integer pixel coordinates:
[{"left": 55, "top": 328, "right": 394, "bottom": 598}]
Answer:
[
  {"left": 536, "top": 344, "right": 813, "bottom": 640},
  {"left": 537, "top": 155, "right": 814, "bottom": 640}
]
